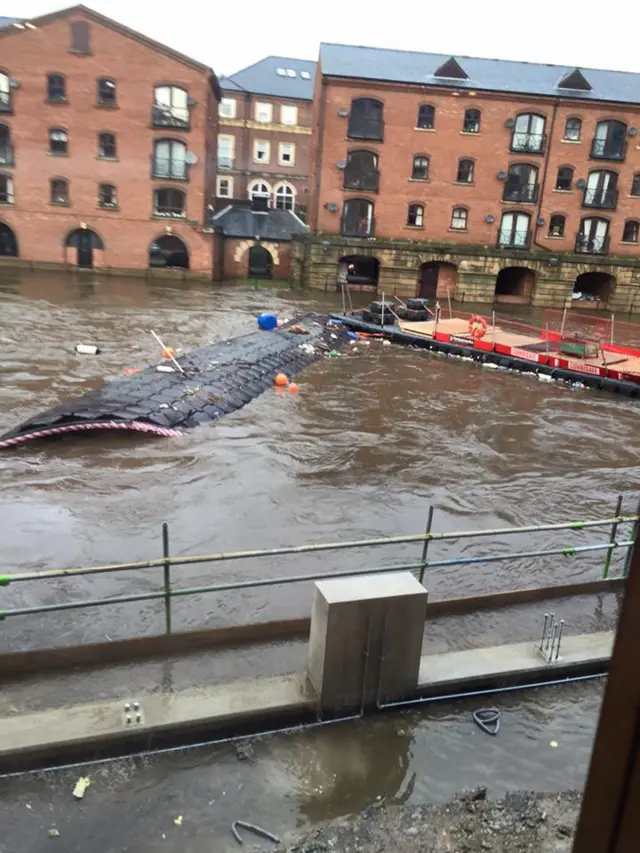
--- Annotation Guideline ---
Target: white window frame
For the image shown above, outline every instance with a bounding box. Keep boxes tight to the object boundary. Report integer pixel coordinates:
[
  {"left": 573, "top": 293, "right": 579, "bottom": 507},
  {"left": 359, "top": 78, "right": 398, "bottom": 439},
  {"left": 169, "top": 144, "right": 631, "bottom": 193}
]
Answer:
[
  {"left": 216, "top": 175, "right": 233, "bottom": 198},
  {"left": 255, "top": 101, "right": 273, "bottom": 123},
  {"left": 280, "top": 104, "right": 297, "bottom": 126},
  {"left": 253, "top": 140, "right": 271, "bottom": 164},
  {"left": 249, "top": 181, "right": 272, "bottom": 202},
  {"left": 217, "top": 134, "right": 235, "bottom": 169},
  {"left": 219, "top": 98, "right": 236, "bottom": 119},
  {"left": 274, "top": 182, "right": 296, "bottom": 210},
  {"left": 278, "top": 142, "right": 295, "bottom": 166}
]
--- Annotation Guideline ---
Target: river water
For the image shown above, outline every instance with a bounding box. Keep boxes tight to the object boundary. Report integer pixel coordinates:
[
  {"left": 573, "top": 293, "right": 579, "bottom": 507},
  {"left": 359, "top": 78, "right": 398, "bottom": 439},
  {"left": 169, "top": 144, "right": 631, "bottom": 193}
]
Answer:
[{"left": 0, "top": 270, "right": 638, "bottom": 849}]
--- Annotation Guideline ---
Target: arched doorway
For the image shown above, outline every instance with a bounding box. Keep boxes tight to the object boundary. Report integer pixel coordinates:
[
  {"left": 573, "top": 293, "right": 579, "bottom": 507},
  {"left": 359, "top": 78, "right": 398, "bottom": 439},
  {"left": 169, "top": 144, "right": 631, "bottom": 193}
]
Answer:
[
  {"left": 417, "top": 261, "right": 457, "bottom": 300},
  {"left": 494, "top": 266, "right": 535, "bottom": 303},
  {"left": 0, "top": 221, "right": 18, "bottom": 257},
  {"left": 337, "top": 255, "right": 379, "bottom": 287},
  {"left": 65, "top": 228, "right": 104, "bottom": 269},
  {"left": 248, "top": 244, "right": 273, "bottom": 279},
  {"left": 148, "top": 235, "right": 190, "bottom": 269},
  {"left": 572, "top": 272, "right": 615, "bottom": 305}
]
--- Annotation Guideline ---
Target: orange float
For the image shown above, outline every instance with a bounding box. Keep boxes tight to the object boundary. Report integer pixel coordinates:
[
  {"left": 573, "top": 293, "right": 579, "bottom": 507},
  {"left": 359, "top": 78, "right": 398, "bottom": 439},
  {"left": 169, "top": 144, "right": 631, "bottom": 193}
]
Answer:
[
  {"left": 162, "top": 347, "right": 176, "bottom": 360},
  {"left": 287, "top": 382, "right": 299, "bottom": 393},
  {"left": 274, "top": 372, "right": 289, "bottom": 387},
  {"left": 468, "top": 314, "right": 488, "bottom": 340},
  {"left": 123, "top": 368, "right": 142, "bottom": 377}
]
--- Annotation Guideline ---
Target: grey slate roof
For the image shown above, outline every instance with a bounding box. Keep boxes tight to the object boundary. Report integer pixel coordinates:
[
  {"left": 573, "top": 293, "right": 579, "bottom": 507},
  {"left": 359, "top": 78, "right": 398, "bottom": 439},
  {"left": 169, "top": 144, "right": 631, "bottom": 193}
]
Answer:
[
  {"left": 319, "top": 43, "right": 640, "bottom": 106},
  {"left": 220, "top": 56, "right": 316, "bottom": 100},
  {"left": 0, "top": 16, "right": 18, "bottom": 28},
  {"left": 212, "top": 205, "right": 309, "bottom": 241}
]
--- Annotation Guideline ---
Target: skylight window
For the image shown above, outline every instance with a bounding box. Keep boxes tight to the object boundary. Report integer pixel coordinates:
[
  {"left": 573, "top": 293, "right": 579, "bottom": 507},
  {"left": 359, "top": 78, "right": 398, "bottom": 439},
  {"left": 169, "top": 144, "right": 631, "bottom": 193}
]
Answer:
[
  {"left": 286, "top": 69, "right": 296, "bottom": 77},
  {"left": 301, "top": 71, "right": 311, "bottom": 79},
  {"left": 276, "top": 68, "right": 286, "bottom": 76}
]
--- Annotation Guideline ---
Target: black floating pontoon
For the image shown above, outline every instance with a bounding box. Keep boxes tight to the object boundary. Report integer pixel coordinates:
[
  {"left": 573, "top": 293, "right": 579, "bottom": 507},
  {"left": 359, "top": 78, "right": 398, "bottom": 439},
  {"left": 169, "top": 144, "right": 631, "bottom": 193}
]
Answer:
[{"left": 0, "top": 314, "right": 350, "bottom": 450}]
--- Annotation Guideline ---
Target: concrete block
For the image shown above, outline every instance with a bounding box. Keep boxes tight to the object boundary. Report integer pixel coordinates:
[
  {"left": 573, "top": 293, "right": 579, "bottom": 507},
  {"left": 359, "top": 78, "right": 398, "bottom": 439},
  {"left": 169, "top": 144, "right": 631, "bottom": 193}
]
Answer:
[{"left": 307, "top": 572, "right": 427, "bottom": 712}]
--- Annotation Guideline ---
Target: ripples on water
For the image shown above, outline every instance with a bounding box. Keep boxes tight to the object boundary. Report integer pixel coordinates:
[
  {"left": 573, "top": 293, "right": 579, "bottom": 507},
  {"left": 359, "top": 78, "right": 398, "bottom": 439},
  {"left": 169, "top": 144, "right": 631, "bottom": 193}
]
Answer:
[{"left": 0, "top": 271, "right": 638, "bottom": 652}]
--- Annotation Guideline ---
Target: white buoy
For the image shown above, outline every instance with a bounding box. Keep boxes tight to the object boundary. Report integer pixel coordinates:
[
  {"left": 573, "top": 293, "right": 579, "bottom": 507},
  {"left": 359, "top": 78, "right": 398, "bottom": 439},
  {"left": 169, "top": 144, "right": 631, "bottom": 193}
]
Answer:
[
  {"left": 75, "top": 344, "right": 100, "bottom": 355},
  {"left": 156, "top": 365, "right": 175, "bottom": 373}
]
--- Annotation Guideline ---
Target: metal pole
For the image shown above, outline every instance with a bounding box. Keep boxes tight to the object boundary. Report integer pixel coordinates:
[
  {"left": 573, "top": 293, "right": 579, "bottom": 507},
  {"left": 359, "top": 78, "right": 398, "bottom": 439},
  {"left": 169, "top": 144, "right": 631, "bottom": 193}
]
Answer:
[
  {"left": 162, "top": 522, "right": 172, "bottom": 634},
  {"left": 381, "top": 291, "right": 385, "bottom": 328},
  {"left": 603, "top": 494, "right": 623, "bottom": 579},
  {"left": 418, "top": 505, "right": 434, "bottom": 585},
  {"left": 610, "top": 313, "right": 615, "bottom": 345},
  {"left": 623, "top": 497, "right": 640, "bottom": 578},
  {"left": 560, "top": 305, "right": 567, "bottom": 337},
  {"left": 545, "top": 322, "right": 550, "bottom": 356},
  {"left": 447, "top": 288, "right": 452, "bottom": 318}
]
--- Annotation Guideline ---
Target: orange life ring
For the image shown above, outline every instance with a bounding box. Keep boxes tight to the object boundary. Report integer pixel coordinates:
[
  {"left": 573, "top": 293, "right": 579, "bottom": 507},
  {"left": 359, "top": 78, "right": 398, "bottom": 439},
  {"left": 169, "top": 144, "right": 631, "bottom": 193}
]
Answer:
[{"left": 469, "top": 314, "right": 488, "bottom": 340}]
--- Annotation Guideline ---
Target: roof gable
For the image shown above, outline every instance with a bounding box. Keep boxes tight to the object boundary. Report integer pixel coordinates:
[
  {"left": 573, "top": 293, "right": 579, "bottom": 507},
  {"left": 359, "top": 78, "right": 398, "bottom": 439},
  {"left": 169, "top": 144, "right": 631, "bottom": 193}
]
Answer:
[
  {"left": 557, "top": 67, "right": 592, "bottom": 91},
  {"left": 433, "top": 57, "right": 468, "bottom": 80}
]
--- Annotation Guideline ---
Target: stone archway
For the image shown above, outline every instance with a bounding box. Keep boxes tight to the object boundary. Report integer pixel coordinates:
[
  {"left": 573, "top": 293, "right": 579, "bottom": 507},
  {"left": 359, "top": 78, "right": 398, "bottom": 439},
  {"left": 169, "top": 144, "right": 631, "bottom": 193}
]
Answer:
[
  {"left": 248, "top": 244, "right": 274, "bottom": 279},
  {"left": 148, "top": 235, "right": 190, "bottom": 269},
  {"left": 0, "top": 221, "right": 18, "bottom": 257},
  {"left": 337, "top": 255, "right": 379, "bottom": 288},
  {"left": 417, "top": 261, "right": 457, "bottom": 299},
  {"left": 494, "top": 266, "right": 535, "bottom": 303},
  {"left": 65, "top": 228, "right": 104, "bottom": 269},
  {"left": 572, "top": 271, "right": 615, "bottom": 307}
]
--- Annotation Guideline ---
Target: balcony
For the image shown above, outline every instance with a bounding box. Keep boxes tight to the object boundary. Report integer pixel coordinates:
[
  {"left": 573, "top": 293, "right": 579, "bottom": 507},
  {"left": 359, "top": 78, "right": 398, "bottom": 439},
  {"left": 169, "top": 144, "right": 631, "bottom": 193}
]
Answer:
[
  {"left": 575, "top": 234, "right": 610, "bottom": 254},
  {"left": 151, "top": 157, "right": 189, "bottom": 181},
  {"left": 346, "top": 119, "right": 384, "bottom": 142},
  {"left": 503, "top": 182, "right": 539, "bottom": 203},
  {"left": 590, "top": 138, "right": 626, "bottom": 161},
  {"left": 0, "top": 145, "right": 14, "bottom": 166},
  {"left": 151, "top": 103, "right": 190, "bottom": 130},
  {"left": 582, "top": 187, "right": 618, "bottom": 210},
  {"left": 0, "top": 91, "right": 11, "bottom": 114},
  {"left": 510, "top": 132, "right": 546, "bottom": 154},
  {"left": 497, "top": 230, "right": 531, "bottom": 249},
  {"left": 343, "top": 167, "right": 380, "bottom": 192},
  {"left": 340, "top": 217, "right": 375, "bottom": 238},
  {"left": 218, "top": 156, "right": 233, "bottom": 170}
]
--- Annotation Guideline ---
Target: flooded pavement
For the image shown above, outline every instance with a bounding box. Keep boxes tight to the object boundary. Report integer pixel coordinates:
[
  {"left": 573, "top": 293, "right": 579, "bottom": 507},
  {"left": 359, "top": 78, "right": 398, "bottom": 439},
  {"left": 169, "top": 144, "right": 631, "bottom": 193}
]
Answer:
[{"left": 0, "top": 269, "right": 638, "bottom": 847}]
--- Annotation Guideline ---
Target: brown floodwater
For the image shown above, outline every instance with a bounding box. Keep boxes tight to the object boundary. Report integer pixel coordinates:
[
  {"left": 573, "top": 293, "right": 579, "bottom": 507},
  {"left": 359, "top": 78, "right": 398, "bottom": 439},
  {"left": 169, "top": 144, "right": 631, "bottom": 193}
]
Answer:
[{"left": 0, "top": 269, "right": 638, "bottom": 849}]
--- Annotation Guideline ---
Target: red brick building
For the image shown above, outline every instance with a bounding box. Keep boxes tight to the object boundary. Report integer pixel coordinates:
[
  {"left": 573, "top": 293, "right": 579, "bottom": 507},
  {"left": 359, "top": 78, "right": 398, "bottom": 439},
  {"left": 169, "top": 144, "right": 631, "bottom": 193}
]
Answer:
[
  {"left": 0, "top": 5, "right": 220, "bottom": 275},
  {"left": 299, "top": 45, "right": 640, "bottom": 309},
  {"left": 217, "top": 57, "right": 315, "bottom": 220}
]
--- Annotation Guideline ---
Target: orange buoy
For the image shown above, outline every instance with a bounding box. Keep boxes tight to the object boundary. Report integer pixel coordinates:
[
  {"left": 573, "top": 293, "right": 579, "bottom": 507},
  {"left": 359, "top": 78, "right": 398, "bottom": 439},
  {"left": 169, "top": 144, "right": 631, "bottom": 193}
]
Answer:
[
  {"left": 288, "top": 382, "right": 299, "bottom": 393},
  {"left": 274, "top": 372, "right": 289, "bottom": 387},
  {"left": 162, "top": 347, "right": 176, "bottom": 360},
  {"left": 123, "top": 368, "right": 142, "bottom": 377}
]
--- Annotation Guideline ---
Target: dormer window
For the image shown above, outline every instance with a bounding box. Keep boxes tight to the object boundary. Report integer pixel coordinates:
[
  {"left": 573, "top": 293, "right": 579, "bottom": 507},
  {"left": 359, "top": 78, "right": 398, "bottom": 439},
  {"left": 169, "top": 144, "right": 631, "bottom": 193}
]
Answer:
[
  {"left": 433, "top": 57, "right": 468, "bottom": 80},
  {"left": 557, "top": 68, "right": 592, "bottom": 91}
]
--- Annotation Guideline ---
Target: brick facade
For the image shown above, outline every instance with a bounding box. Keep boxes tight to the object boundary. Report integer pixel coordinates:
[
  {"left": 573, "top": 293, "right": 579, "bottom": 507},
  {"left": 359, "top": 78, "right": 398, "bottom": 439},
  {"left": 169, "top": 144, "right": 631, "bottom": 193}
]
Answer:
[
  {"left": 305, "top": 54, "right": 640, "bottom": 309},
  {"left": 0, "top": 6, "right": 220, "bottom": 276}
]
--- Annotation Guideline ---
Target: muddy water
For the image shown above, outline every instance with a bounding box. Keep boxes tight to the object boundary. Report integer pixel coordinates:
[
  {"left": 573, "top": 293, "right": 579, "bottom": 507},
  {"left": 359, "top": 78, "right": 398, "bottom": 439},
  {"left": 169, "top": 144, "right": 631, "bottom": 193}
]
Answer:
[{"left": 0, "top": 270, "right": 638, "bottom": 844}]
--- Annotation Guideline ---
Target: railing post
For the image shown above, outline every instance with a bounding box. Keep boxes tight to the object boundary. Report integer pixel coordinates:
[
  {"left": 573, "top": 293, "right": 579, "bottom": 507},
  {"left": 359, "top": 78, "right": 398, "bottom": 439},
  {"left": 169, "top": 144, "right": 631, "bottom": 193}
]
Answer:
[
  {"left": 623, "top": 497, "right": 640, "bottom": 578},
  {"left": 602, "top": 494, "right": 623, "bottom": 579},
  {"left": 162, "top": 522, "right": 172, "bottom": 634},
  {"left": 418, "top": 505, "right": 434, "bottom": 586}
]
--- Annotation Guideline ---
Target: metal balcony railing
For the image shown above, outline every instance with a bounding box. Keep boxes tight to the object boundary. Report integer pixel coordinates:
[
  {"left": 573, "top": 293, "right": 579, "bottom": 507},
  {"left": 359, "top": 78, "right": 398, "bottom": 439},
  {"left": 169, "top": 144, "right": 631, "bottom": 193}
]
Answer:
[
  {"left": 575, "top": 233, "right": 610, "bottom": 254},
  {"left": 347, "top": 118, "right": 384, "bottom": 142},
  {"left": 151, "top": 157, "right": 189, "bottom": 181},
  {"left": 343, "top": 168, "right": 380, "bottom": 192},
  {"left": 582, "top": 188, "right": 618, "bottom": 210},
  {"left": 497, "top": 229, "right": 531, "bottom": 249},
  {"left": 0, "top": 91, "right": 11, "bottom": 113},
  {"left": 0, "top": 144, "right": 14, "bottom": 166},
  {"left": 503, "top": 182, "right": 539, "bottom": 203},
  {"left": 510, "top": 132, "right": 546, "bottom": 154},
  {"left": 151, "top": 103, "right": 190, "bottom": 130},
  {"left": 340, "top": 216, "right": 375, "bottom": 237},
  {"left": 590, "top": 138, "right": 627, "bottom": 161}
]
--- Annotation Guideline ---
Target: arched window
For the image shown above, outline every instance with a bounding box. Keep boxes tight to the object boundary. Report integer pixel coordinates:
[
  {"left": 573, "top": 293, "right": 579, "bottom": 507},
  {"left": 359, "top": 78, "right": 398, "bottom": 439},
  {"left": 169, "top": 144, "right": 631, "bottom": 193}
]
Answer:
[
  {"left": 583, "top": 170, "right": 618, "bottom": 209},
  {"left": 563, "top": 117, "right": 581, "bottom": 141},
  {"left": 98, "top": 183, "right": 117, "bottom": 208},
  {"left": 153, "top": 187, "right": 186, "bottom": 217},
  {"left": 98, "top": 132, "right": 117, "bottom": 159},
  {"left": 511, "top": 113, "right": 546, "bottom": 154},
  {"left": 622, "top": 220, "right": 639, "bottom": 243},
  {"left": 0, "top": 124, "right": 12, "bottom": 166},
  {"left": 504, "top": 164, "right": 539, "bottom": 203},
  {"left": 97, "top": 78, "right": 117, "bottom": 107},
  {"left": 347, "top": 98, "right": 383, "bottom": 141},
  {"left": 344, "top": 150, "right": 379, "bottom": 191},
  {"left": 456, "top": 158, "right": 474, "bottom": 183},
  {"left": 152, "top": 85, "right": 189, "bottom": 128},
  {"left": 49, "top": 127, "right": 68, "bottom": 155},
  {"left": 463, "top": 109, "right": 480, "bottom": 133},
  {"left": 577, "top": 217, "right": 610, "bottom": 253},
  {"left": 152, "top": 139, "right": 187, "bottom": 180},
  {"left": 50, "top": 177, "right": 69, "bottom": 205},
  {"left": 555, "top": 166, "right": 574, "bottom": 191},
  {"left": 591, "top": 120, "right": 627, "bottom": 160},
  {"left": 451, "top": 207, "right": 468, "bottom": 230},
  {"left": 411, "top": 155, "right": 429, "bottom": 180},
  {"left": 249, "top": 181, "right": 272, "bottom": 201},
  {"left": 0, "top": 71, "right": 11, "bottom": 112},
  {"left": 631, "top": 174, "right": 640, "bottom": 197},
  {"left": 548, "top": 214, "right": 566, "bottom": 237},
  {"left": 0, "top": 173, "right": 14, "bottom": 204},
  {"left": 417, "top": 104, "right": 435, "bottom": 130},
  {"left": 498, "top": 211, "right": 531, "bottom": 248},
  {"left": 47, "top": 73, "right": 66, "bottom": 102},
  {"left": 274, "top": 183, "right": 295, "bottom": 210},
  {"left": 407, "top": 203, "right": 424, "bottom": 227},
  {"left": 341, "top": 198, "right": 374, "bottom": 236}
]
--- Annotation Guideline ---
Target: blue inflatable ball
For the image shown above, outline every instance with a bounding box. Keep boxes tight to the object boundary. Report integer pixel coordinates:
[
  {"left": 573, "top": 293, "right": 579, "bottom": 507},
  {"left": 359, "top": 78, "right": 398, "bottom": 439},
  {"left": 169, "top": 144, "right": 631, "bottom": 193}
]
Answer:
[{"left": 257, "top": 313, "right": 278, "bottom": 331}]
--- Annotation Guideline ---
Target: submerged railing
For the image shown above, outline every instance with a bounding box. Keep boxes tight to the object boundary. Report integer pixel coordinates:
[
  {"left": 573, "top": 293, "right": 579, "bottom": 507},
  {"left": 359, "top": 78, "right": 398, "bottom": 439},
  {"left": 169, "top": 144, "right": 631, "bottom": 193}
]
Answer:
[{"left": 1, "top": 495, "right": 638, "bottom": 637}]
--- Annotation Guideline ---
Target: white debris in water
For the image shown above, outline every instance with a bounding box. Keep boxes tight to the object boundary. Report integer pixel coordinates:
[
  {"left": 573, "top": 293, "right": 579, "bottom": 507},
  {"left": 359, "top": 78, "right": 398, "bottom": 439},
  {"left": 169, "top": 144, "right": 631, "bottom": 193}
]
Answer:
[
  {"left": 482, "top": 362, "right": 499, "bottom": 369},
  {"left": 299, "top": 343, "right": 315, "bottom": 355},
  {"left": 383, "top": 340, "right": 391, "bottom": 347}
]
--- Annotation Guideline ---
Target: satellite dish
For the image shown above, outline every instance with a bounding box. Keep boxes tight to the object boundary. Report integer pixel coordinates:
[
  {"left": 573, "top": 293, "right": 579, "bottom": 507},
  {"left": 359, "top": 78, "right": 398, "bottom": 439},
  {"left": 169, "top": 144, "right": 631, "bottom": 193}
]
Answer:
[
  {"left": 185, "top": 151, "right": 198, "bottom": 165},
  {"left": 504, "top": 117, "right": 515, "bottom": 128}
]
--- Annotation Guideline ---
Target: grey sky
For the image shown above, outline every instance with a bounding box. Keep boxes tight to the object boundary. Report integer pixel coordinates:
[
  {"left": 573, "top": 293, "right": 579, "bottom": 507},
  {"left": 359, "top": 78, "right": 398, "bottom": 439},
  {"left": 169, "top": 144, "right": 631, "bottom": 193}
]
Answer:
[{"left": 11, "top": 0, "right": 640, "bottom": 78}]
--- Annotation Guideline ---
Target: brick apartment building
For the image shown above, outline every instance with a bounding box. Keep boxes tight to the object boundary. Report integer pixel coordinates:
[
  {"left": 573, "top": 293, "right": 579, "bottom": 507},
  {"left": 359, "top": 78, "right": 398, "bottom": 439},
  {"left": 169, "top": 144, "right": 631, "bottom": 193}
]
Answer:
[
  {"left": 0, "top": 5, "right": 220, "bottom": 275},
  {"left": 299, "top": 45, "right": 640, "bottom": 309},
  {"left": 216, "top": 56, "right": 316, "bottom": 219}
]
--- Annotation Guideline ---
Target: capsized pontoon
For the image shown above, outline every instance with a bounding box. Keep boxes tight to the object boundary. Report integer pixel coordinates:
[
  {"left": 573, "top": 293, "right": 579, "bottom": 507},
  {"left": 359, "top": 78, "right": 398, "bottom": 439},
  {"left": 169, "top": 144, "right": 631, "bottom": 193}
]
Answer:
[{"left": 0, "top": 314, "right": 351, "bottom": 450}]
